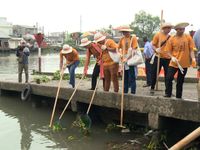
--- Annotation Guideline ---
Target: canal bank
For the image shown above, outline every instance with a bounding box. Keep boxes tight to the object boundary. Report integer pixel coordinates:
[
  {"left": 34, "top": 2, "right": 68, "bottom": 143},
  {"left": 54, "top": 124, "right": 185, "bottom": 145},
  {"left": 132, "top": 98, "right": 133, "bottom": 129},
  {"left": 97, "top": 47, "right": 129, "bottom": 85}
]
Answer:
[{"left": 0, "top": 76, "right": 199, "bottom": 130}]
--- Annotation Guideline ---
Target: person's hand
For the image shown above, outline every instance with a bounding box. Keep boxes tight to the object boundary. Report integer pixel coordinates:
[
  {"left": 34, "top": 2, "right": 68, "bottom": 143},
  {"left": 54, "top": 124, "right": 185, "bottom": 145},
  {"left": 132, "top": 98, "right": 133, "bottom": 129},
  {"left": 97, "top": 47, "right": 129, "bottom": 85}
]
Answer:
[
  {"left": 191, "top": 58, "right": 196, "bottom": 67},
  {"left": 122, "top": 58, "right": 127, "bottom": 63},
  {"left": 155, "top": 48, "right": 161, "bottom": 53},
  {"left": 171, "top": 56, "right": 177, "bottom": 63},
  {"left": 83, "top": 67, "right": 88, "bottom": 76},
  {"left": 101, "top": 45, "right": 107, "bottom": 50},
  {"left": 23, "top": 47, "right": 29, "bottom": 53}
]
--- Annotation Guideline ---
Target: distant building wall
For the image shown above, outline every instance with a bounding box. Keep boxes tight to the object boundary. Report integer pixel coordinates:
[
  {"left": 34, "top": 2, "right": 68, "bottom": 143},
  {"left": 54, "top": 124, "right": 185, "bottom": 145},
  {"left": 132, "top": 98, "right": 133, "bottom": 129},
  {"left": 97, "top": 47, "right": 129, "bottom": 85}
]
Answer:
[{"left": 0, "top": 17, "right": 13, "bottom": 36}]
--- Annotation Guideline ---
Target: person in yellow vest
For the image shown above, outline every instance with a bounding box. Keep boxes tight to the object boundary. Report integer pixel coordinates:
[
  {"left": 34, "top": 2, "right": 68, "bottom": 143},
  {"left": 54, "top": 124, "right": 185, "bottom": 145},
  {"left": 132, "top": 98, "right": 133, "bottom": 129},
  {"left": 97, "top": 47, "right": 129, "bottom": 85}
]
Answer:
[
  {"left": 60, "top": 44, "right": 80, "bottom": 88},
  {"left": 165, "top": 22, "right": 196, "bottom": 99},
  {"left": 118, "top": 25, "right": 138, "bottom": 94},
  {"left": 94, "top": 32, "right": 119, "bottom": 92},
  {"left": 79, "top": 38, "right": 104, "bottom": 90},
  {"left": 150, "top": 22, "right": 173, "bottom": 95}
]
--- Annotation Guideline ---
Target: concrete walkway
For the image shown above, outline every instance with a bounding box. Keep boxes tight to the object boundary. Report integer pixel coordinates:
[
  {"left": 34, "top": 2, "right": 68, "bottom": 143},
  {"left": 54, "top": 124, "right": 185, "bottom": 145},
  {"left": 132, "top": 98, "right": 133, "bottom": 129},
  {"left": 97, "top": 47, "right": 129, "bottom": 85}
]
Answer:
[{"left": 0, "top": 71, "right": 198, "bottom": 100}]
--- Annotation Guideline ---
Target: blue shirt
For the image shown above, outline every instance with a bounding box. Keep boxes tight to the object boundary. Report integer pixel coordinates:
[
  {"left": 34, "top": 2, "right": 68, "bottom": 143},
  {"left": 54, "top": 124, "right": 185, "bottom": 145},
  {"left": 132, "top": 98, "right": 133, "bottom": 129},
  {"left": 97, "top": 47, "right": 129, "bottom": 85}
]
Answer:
[
  {"left": 193, "top": 29, "right": 200, "bottom": 53},
  {"left": 143, "top": 41, "right": 154, "bottom": 59}
]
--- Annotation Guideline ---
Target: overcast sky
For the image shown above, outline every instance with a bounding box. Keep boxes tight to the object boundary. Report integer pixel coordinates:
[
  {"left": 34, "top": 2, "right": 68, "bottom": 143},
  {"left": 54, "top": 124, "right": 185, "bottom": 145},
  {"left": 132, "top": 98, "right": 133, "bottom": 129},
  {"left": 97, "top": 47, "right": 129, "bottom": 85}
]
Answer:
[{"left": 1, "top": 0, "right": 199, "bottom": 33}]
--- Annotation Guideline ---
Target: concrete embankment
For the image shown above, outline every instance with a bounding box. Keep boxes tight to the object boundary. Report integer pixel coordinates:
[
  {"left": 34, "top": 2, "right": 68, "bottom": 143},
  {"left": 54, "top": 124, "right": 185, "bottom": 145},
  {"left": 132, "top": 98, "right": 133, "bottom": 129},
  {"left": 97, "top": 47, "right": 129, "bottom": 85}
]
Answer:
[{"left": 0, "top": 79, "right": 199, "bottom": 129}]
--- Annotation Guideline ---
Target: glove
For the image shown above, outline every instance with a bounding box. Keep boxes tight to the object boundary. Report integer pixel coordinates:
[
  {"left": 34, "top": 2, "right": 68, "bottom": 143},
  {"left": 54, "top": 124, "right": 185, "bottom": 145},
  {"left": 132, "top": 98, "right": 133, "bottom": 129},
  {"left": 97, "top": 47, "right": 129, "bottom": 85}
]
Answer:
[
  {"left": 191, "top": 58, "right": 196, "bottom": 68},
  {"left": 155, "top": 48, "right": 161, "bottom": 53},
  {"left": 101, "top": 45, "right": 107, "bottom": 50},
  {"left": 171, "top": 56, "right": 177, "bottom": 63}
]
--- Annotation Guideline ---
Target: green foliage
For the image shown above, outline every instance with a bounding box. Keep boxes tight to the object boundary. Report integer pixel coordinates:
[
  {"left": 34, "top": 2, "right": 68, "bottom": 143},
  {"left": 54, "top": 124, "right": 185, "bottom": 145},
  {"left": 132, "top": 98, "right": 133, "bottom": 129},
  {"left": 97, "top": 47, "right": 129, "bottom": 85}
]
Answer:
[
  {"left": 52, "top": 70, "right": 70, "bottom": 80},
  {"left": 71, "top": 115, "right": 91, "bottom": 136},
  {"left": 105, "top": 123, "right": 121, "bottom": 133},
  {"left": 130, "top": 10, "right": 160, "bottom": 41},
  {"left": 52, "top": 123, "right": 62, "bottom": 131},
  {"left": 33, "top": 75, "right": 51, "bottom": 84}
]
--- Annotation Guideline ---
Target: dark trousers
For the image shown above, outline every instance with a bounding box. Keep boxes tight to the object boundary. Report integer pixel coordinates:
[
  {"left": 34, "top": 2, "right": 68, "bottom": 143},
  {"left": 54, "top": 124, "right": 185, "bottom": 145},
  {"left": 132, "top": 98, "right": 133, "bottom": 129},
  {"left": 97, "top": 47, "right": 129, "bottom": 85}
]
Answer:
[
  {"left": 91, "top": 63, "right": 100, "bottom": 90},
  {"left": 151, "top": 57, "right": 170, "bottom": 93},
  {"left": 145, "top": 58, "right": 152, "bottom": 85},
  {"left": 124, "top": 66, "right": 136, "bottom": 94},
  {"left": 165, "top": 66, "right": 187, "bottom": 98}
]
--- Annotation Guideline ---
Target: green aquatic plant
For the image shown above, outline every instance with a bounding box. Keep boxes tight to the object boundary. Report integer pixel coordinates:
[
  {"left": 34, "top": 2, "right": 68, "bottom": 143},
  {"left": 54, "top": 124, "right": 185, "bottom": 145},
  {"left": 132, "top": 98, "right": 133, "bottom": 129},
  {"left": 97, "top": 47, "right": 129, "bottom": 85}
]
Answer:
[
  {"left": 52, "top": 123, "right": 62, "bottom": 131},
  {"left": 71, "top": 115, "right": 90, "bottom": 136},
  {"left": 67, "top": 135, "right": 76, "bottom": 141},
  {"left": 105, "top": 123, "right": 121, "bottom": 133},
  {"left": 52, "top": 70, "right": 70, "bottom": 80},
  {"left": 33, "top": 75, "right": 51, "bottom": 84}
]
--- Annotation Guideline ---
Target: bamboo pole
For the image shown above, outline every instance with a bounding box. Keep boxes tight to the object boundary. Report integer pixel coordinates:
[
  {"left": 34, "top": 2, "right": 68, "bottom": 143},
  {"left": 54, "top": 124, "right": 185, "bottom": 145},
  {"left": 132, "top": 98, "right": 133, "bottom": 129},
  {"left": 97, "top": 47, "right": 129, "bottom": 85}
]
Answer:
[
  {"left": 169, "top": 127, "right": 200, "bottom": 150},
  {"left": 155, "top": 10, "right": 163, "bottom": 90}
]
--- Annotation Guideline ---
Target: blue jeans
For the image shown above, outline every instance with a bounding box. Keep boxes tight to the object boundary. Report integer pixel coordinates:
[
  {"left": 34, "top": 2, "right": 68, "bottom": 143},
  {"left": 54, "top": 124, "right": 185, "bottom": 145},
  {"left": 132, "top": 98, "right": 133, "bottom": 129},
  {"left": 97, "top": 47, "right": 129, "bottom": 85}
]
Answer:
[
  {"left": 67, "top": 60, "right": 80, "bottom": 88},
  {"left": 124, "top": 66, "right": 136, "bottom": 94}
]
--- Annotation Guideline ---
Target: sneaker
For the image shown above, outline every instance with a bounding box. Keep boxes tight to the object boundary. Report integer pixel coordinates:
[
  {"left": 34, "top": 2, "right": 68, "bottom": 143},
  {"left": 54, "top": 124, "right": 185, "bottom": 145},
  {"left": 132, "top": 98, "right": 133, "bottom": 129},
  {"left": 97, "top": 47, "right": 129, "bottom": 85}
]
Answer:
[
  {"left": 163, "top": 94, "right": 171, "bottom": 98},
  {"left": 150, "top": 89, "right": 154, "bottom": 95},
  {"left": 143, "top": 84, "right": 151, "bottom": 87}
]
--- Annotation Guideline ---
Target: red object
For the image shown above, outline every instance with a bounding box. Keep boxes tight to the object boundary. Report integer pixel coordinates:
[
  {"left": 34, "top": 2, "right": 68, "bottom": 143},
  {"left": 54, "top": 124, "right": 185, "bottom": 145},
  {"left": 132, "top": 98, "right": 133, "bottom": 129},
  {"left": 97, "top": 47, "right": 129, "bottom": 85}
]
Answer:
[{"left": 34, "top": 33, "right": 44, "bottom": 47}]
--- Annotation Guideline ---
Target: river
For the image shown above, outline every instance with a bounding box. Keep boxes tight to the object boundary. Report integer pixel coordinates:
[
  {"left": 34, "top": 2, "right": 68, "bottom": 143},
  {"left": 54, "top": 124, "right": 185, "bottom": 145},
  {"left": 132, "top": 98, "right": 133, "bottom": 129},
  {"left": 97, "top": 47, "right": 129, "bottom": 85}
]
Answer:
[{"left": 0, "top": 52, "right": 135, "bottom": 150}]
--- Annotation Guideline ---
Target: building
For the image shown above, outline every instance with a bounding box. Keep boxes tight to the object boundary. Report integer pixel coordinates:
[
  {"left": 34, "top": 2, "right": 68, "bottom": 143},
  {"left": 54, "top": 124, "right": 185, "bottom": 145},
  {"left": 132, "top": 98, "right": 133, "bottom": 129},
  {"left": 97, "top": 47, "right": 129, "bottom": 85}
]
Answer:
[
  {"left": 0, "top": 17, "right": 12, "bottom": 51},
  {"left": 13, "top": 25, "right": 37, "bottom": 37},
  {"left": 46, "top": 32, "right": 65, "bottom": 47},
  {"left": 0, "top": 17, "right": 13, "bottom": 36}
]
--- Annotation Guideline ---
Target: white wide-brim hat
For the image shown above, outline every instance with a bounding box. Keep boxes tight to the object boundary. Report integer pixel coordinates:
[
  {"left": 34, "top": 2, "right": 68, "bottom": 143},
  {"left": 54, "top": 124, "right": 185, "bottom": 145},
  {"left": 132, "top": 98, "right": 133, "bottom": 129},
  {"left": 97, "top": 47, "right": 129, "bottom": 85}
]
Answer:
[
  {"left": 94, "top": 32, "right": 106, "bottom": 43},
  {"left": 61, "top": 44, "right": 72, "bottom": 54},
  {"left": 174, "top": 22, "right": 189, "bottom": 30},
  {"left": 119, "top": 25, "right": 133, "bottom": 32},
  {"left": 161, "top": 22, "right": 174, "bottom": 29},
  {"left": 79, "top": 38, "right": 92, "bottom": 47}
]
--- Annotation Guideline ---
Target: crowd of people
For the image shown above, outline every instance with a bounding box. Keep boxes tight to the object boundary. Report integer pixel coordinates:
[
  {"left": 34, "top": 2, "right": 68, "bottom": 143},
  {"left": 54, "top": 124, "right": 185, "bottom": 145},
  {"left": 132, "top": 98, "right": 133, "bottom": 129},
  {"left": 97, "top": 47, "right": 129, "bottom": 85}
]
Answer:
[{"left": 17, "top": 22, "right": 199, "bottom": 99}]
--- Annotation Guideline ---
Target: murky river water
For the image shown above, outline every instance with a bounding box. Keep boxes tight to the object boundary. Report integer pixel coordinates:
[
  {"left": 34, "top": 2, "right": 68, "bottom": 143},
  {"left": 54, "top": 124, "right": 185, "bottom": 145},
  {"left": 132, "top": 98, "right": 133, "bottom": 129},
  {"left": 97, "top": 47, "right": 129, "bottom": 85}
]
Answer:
[
  {"left": 0, "top": 52, "right": 134, "bottom": 150},
  {"left": 0, "top": 94, "right": 136, "bottom": 150}
]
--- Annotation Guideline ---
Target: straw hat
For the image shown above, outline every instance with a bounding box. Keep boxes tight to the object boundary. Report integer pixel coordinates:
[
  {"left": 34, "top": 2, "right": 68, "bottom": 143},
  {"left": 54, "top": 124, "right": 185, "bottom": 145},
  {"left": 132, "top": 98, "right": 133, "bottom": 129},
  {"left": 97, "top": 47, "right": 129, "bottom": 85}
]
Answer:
[
  {"left": 161, "top": 22, "right": 173, "bottom": 29},
  {"left": 79, "top": 38, "right": 92, "bottom": 47},
  {"left": 20, "top": 39, "right": 26, "bottom": 45},
  {"left": 61, "top": 44, "right": 72, "bottom": 54},
  {"left": 174, "top": 22, "right": 189, "bottom": 30},
  {"left": 94, "top": 32, "right": 106, "bottom": 43},
  {"left": 119, "top": 25, "right": 133, "bottom": 32}
]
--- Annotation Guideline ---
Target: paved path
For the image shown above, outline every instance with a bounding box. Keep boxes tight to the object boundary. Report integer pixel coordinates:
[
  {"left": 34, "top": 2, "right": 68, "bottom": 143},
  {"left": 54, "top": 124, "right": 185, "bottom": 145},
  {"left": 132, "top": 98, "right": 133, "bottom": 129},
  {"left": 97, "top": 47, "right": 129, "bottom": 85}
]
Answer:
[{"left": 0, "top": 72, "right": 199, "bottom": 100}]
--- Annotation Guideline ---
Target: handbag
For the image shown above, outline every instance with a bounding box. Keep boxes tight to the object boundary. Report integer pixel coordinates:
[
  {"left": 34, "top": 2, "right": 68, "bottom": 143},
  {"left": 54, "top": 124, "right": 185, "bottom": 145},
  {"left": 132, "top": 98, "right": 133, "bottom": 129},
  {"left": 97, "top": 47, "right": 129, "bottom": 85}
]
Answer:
[
  {"left": 127, "top": 36, "right": 144, "bottom": 66},
  {"left": 108, "top": 50, "right": 121, "bottom": 63},
  {"left": 104, "top": 40, "right": 120, "bottom": 63}
]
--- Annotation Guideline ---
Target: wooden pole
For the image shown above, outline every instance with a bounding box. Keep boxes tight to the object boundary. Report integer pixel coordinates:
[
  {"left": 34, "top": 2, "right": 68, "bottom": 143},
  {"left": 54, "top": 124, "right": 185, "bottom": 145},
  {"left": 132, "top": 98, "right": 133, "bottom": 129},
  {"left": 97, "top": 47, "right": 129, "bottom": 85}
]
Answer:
[
  {"left": 58, "top": 74, "right": 85, "bottom": 120},
  {"left": 38, "top": 47, "right": 41, "bottom": 73},
  {"left": 155, "top": 10, "right": 163, "bottom": 90},
  {"left": 169, "top": 127, "right": 200, "bottom": 150},
  {"left": 49, "top": 66, "right": 65, "bottom": 127}
]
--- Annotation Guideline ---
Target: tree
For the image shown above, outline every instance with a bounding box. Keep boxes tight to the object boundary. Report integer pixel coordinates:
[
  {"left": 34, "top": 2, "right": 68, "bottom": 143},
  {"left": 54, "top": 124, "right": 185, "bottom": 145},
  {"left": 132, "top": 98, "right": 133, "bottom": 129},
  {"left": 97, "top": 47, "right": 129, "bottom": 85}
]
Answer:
[{"left": 130, "top": 10, "right": 160, "bottom": 41}]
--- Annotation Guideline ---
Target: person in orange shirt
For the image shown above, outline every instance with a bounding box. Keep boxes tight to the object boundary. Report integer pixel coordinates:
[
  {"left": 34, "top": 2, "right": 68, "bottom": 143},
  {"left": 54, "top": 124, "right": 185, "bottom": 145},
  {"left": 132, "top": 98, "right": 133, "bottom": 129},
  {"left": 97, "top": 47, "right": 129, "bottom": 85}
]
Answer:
[
  {"left": 79, "top": 38, "right": 103, "bottom": 90},
  {"left": 165, "top": 22, "right": 196, "bottom": 99},
  {"left": 150, "top": 22, "right": 173, "bottom": 95},
  {"left": 118, "top": 26, "right": 138, "bottom": 94},
  {"left": 60, "top": 44, "right": 80, "bottom": 88},
  {"left": 94, "top": 32, "right": 119, "bottom": 92}
]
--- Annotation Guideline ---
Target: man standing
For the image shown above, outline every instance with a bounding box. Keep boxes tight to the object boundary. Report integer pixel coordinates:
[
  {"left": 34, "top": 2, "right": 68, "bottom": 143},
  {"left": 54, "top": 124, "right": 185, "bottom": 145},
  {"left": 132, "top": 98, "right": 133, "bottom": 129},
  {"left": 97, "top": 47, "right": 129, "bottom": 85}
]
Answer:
[
  {"left": 150, "top": 23, "right": 173, "bottom": 94},
  {"left": 193, "top": 28, "right": 200, "bottom": 71},
  {"left": 118, "top": 26, "right": 138, "bottom": 94},
  {"left": 16, "top": 40, "right": 30, "bottom": 83},
  {"left": 143, "top": 37, "right": 154, "bottom": 87},
  {"left": 165, "top": 22, "right": 196, "bottom": 99},
  {"left": 79, "top": 38, "right": 103, "bottom": 90}
]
